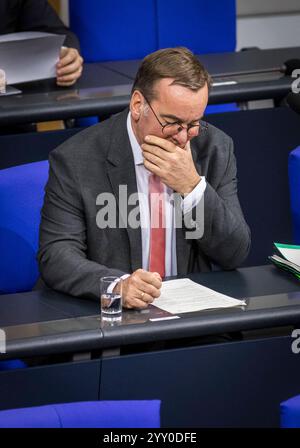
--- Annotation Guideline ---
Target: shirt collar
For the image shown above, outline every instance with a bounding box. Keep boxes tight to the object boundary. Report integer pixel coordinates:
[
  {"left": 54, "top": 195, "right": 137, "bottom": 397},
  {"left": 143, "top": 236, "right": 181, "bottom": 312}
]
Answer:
[{"left": 127, "top": 112, "right": 144, "bottom": 166}]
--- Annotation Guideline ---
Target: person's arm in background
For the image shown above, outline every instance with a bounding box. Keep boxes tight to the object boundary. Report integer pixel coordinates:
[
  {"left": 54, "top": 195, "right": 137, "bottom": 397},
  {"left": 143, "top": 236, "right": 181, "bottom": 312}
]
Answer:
[{"left": 18, "top": 0, "right": 83, "bottom": 86}]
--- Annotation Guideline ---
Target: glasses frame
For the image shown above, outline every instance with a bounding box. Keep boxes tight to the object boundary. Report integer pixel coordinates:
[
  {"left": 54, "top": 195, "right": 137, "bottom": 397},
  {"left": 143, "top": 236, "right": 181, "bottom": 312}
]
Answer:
[{"left": 142, "top": 93, "right": 208, "bottom": 137}]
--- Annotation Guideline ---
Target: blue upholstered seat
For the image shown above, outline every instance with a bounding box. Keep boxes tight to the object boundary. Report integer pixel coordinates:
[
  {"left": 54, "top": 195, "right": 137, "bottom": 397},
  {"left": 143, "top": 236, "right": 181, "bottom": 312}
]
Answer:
[
  {"left": 281, "top": 394, "right": 300, "bottom": 427},
  {"left": 0, "top": 161, "right": 50, "bottom": 370},
  {"left": 0, "top": 400, "right": 161, "bottom": 428},
  {"left": 0, "top": 160, "right": 49, "bottom": 294},
  {"left": 288, "top": 146, "right": 300, "bottom": 245},
  {"left": 0, "top": 360, "right": 27, "bottom": 371}
]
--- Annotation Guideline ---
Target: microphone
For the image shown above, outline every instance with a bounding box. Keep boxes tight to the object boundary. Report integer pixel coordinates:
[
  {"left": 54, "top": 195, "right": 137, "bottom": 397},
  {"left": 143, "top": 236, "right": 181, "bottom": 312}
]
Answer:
[{"left": 282, "top": 59, "right": 300, "bottom": 76}]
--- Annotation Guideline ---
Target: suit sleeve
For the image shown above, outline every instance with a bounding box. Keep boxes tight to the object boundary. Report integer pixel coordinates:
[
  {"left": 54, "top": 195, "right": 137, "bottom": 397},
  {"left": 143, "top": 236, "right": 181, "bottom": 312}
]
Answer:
[
  {"left": 184, "top": 137, "right": 251, "bottom": 269},
  {"left": 19, "top": 0, "right": 80, "bottom": 50},
  {"left": 38, "top": 149, "right": 126, "bottom": 301}
]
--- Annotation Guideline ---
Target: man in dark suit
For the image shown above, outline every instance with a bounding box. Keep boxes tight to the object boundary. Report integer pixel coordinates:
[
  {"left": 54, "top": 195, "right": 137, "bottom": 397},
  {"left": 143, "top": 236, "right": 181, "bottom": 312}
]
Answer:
[
  {"left": 0, "top": 0, "right": 83, "bottom": 86},
  {"left": 38, "top": 47, "right": 251, "bottom": 309}
]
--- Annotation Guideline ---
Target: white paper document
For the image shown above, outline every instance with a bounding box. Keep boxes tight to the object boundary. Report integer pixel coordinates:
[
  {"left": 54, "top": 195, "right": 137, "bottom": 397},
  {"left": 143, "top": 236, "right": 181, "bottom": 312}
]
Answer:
[
  {"left": 151, "top": 278, "right": 246, "bottom": 314},
  {"left": 0, "top": 31, "right": 65, "bottom": 85},
  {"left": 274, "top": 243, "right": 300, "bottom": 266}
]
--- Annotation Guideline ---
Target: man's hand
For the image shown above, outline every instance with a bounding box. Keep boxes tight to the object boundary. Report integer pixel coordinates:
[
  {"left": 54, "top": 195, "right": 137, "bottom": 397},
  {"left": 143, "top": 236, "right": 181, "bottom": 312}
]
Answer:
[
  {"left": 141, "top": 136, "right": 201, "bottom": 195},
  {"left": 114, "top": 269, "right": 162, "bottom": 309},
  {"left": 56, "top": 47, "right": 83, "bottom": 87}
]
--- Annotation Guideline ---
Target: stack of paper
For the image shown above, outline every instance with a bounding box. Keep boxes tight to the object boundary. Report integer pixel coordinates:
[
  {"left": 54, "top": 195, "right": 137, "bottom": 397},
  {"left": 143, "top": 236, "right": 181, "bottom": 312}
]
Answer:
[
  {"left": 151, "top": 278, "right": 246, "bottom": 314},
  {"left": 0, "top": 31, "right": 65, "bottom": 85},
  {"left": 269, "top": 243, "right": 300, "bottom": 279}
]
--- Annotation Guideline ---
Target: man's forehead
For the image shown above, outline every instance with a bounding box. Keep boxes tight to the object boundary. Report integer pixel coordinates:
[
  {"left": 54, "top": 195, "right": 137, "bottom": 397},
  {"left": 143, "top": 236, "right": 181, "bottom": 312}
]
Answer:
[
  {"left": 153, "top": 79, "right": 208, "bottom": 112},
  {"left": 154, "top": 78, "right": 207, "bottom": 99},
  {"left": 153, "top": 78, "right": 182, "bottom": 97}
]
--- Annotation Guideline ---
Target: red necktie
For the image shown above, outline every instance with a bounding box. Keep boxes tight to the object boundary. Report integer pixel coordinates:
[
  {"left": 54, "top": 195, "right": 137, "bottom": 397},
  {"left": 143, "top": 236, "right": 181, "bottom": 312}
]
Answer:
[{"left": 149, "top": 174, "right": 166, "bottom": 277}]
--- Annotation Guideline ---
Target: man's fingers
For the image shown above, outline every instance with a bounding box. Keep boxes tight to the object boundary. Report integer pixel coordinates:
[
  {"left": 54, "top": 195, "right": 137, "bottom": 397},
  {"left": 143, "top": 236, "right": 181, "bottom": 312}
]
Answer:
[
  {"left": 123, "top": 297, "right": 150, "bottom": 309},
  {"left": 57, "top": 68, "right": 82, "bottom": 83},
  {"left": 56, "top": 47, "right": 83, "bottom": 87},
  {"left": 137, "top": 292, "right": 155, "bottom": 303},
  {"left": 144, "top": 135, "right": 177, "bottom": 152},
  {"left": 138, "top": 281, "right": 161, "bottom": 299},
  {"left": 141, "top": 143, "right": 170, "bottom": 161},
  {"left": 58, "top": 48, "right": 80, "bottom": 66},
  {"left": 135, "top": 269, "right": 162, "bottom": 289},
  {"left": 142, "top": 150, "right": 167, "bottom": 168},
  {"left": 57, "top": 59, "right": 82, "bottom": 76},
  {"left": 143, "top": 159, "right": 161, "bottom": 176},
  {"left": 57, "top": 68, "right": 83, "bottom": 86},
  {"left": 121, "top": 269, "right": 162, "bottom": 309},
  {"left": 56, "top": 78, "right": 77, "bottom": 87}
]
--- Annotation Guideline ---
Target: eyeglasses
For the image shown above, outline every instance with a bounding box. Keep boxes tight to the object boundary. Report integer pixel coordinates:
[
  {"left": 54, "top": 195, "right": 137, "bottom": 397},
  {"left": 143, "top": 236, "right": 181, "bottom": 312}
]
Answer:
[{"left": 143, "top": 94, "right": 208, "bottom": 137}]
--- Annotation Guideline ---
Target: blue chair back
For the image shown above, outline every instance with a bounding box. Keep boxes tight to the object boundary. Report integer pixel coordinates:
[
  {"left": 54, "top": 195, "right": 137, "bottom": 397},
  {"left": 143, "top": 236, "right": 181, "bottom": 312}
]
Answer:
[
  {"left": 70, "top": 0, "right": 236, "bottom": 62},
  {"left": 0, "top": 400, "right": 161, "bottom": 428},
  {"left": 70, "top": 0, "right": 157, "bottom": 61},
  {"left": 0, "top": 161, "right": 49, "bottom": 294},
  {"left": 157, "top": 0, "right": 236, "bottom": 54},
  {"left": 281, "top": 394, "right": 300, "bottom": 428},
  {"left": 288, "top": 146, "right": 300, "bottom": 244}
]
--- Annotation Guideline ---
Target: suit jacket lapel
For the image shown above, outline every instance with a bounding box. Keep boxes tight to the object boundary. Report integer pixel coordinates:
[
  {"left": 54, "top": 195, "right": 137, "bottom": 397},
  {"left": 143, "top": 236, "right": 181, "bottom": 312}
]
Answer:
[{"left": 106, "top": 110, "right": 142, "bottom": 272}]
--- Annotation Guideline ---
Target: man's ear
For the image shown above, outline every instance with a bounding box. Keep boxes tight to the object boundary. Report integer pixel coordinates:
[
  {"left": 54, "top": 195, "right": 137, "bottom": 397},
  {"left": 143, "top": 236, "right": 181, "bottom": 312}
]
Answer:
[{"left": 130, "top": 90, "right": 144, "bottom": 121}]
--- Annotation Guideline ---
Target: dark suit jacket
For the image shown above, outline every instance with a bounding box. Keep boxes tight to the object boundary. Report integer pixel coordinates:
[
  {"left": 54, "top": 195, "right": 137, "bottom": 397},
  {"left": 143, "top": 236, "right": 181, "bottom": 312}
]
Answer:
[
  {"left": 0, "top": 0, "right": 80, "bottom": 50},
  {"left": 38, "top": 109, "right": 251, "bottom": 300}
]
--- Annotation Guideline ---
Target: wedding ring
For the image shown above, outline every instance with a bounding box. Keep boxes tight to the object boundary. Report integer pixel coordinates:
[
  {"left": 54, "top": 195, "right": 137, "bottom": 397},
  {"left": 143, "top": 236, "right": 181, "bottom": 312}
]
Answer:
[{"left": 140, "top": 291, "right": 145, "bottom": 299}]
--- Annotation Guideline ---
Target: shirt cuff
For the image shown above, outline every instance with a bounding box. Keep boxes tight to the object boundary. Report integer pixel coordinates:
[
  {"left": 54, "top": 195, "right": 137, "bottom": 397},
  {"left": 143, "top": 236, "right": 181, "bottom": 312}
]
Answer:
[
  {"left": 181, "top": 176, "right": 206, "bottom": 214},
  {"left": 107, "top": 274, "right": 130, "bottom": 294}
]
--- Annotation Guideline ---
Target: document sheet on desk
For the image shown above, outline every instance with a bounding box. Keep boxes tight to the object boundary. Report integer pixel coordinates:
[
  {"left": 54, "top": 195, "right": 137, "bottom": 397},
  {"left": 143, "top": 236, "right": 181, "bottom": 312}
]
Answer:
[
  {"left": 151, "top": 279, "right": 246, "bottom": 314},
  {"left": 0, "top": 32, "right": 65, "bottom": 84}
]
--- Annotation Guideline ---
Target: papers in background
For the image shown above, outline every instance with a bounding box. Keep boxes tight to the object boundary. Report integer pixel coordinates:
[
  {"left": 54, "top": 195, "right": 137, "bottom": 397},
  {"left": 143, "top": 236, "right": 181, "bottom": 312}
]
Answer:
[
  {"left": 269, "top": 243, "right": 300, "bottom": 279},
  {"left": 0, "top": 32, "right": 65, "bottom": 84},
  {"left": 151, "top": 278, "right": 246, "bottom": 314},
  {"left": 275, "top": 243, "right": 300, "bottom": 266}
]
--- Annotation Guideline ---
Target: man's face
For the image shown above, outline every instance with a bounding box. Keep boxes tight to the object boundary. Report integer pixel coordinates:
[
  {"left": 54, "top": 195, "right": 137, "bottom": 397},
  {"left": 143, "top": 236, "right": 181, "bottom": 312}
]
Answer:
[{"left": 130, "top": 78, "right": 209, "bottom": 149}]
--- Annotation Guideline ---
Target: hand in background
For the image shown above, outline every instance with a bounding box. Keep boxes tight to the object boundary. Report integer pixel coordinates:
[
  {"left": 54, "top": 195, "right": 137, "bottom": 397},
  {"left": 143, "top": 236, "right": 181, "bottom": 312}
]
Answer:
[{"left": 56, "top": 47, "right": 83, "bottom": 87}]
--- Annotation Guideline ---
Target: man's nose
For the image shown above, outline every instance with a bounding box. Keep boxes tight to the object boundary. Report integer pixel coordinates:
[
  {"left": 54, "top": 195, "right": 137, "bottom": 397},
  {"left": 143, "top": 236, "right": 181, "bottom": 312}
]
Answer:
[{"left": 172, "top": 128, "right": 189, "bottom": 148}]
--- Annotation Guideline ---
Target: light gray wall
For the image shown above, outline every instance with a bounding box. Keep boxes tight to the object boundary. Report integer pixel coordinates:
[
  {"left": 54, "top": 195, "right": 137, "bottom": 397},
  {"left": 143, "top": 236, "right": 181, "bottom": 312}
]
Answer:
[
  {"left": 237, "top": 0, "right": 300, "bottom": 17},
  {"left": 237, "top": 0, "right": 300, "bottom": 49}
]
